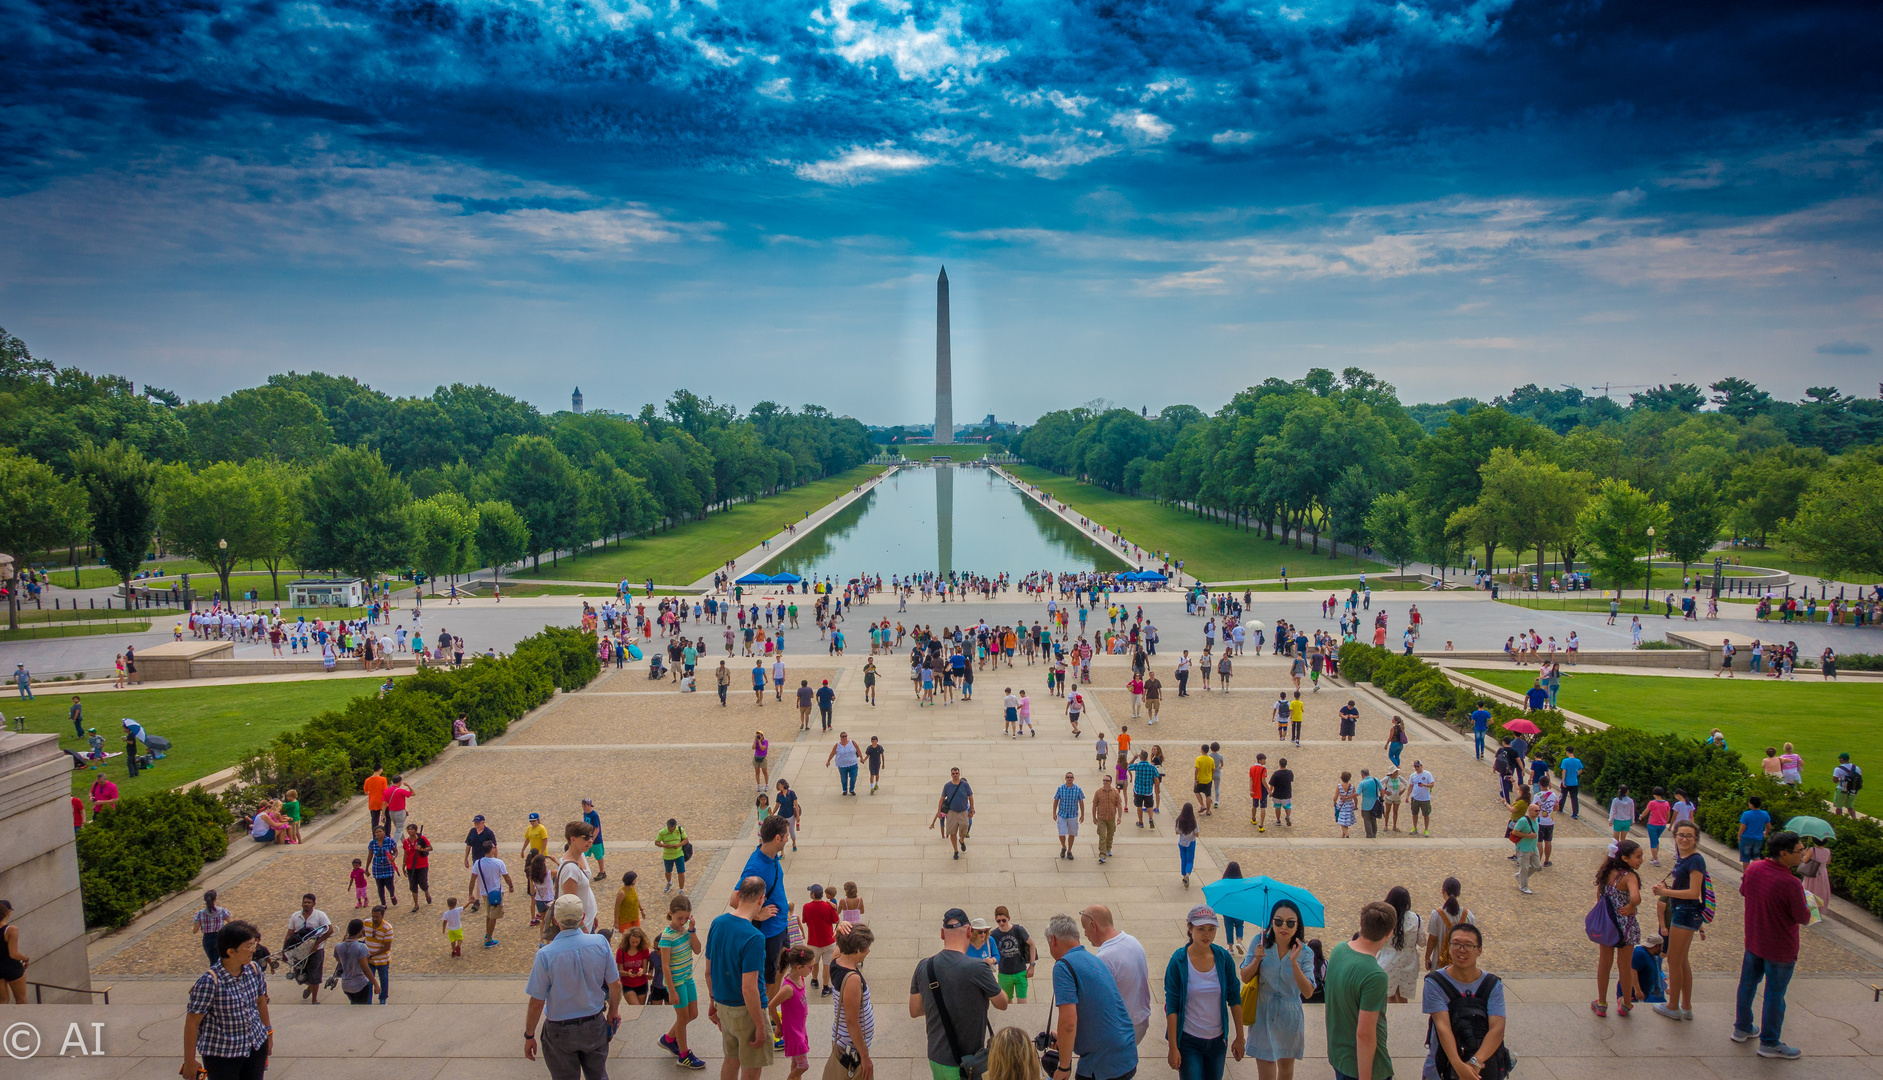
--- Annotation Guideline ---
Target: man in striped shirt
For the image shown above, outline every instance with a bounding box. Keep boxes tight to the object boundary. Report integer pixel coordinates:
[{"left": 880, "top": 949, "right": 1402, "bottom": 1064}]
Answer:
[{"left": 362, "top": 904, "right": 393, "bottom": 1003}]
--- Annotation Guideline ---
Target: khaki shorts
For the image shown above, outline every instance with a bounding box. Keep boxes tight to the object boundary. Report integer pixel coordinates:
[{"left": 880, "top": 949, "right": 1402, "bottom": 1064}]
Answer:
[
  {"left": 944, "top": 811, "right": 970, "bottom": 838},
  {"left": 813, "top": 943, "right": 835, "bottom": 965},
  {"left": 718, "top": 1004, "right": 775, "bottom": 1068}
]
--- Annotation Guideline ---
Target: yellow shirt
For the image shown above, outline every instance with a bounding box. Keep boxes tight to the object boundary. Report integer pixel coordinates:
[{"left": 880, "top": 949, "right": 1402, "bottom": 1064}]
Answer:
[
  {"left": 1289, "top": 699, "right": 1304, "bottom": 724},
  {"left": 523, "top": 823, "right": 549, "bottom": 855},
  {"left": 1195, "top": 755, "right": 1215, "bottom": 785}
]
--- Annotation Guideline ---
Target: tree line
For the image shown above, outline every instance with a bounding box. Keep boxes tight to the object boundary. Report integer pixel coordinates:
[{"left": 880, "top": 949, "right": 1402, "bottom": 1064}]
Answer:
[
  {"left": 1019, "top": 368, "right": 1883, "bottom": 585},
  {"left": 0, "top": 328, "right": 872, "bottom": 597}
]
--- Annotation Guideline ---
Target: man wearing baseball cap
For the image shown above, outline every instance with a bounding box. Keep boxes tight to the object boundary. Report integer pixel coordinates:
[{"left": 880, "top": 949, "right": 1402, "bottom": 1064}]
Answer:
[
  {"left": 522, "top": 812, "right": 549, "bottom": 860},
  {"left": 464, "top": 813, "right": 496, "bottom": 870},
  {"left": 582, "top": 798, "right": 607, "bottom": 881},
  {"left": 912, "top": 908, "right": 1008, "bottom": 1080},
  {"left": 524, "top": 894, "right": 621, "bottom": 1080}
]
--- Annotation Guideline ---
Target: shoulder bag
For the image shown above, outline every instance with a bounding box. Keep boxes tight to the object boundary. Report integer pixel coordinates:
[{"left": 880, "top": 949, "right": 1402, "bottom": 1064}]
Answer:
[{"left": 925, "top": 957, "right": 993, "bottom": 1079}]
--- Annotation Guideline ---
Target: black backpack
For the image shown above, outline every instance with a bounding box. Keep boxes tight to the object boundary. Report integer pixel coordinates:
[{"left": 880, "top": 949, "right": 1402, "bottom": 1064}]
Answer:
[
  {"left": 1848, "top": 765, "right": 1865, "bottom": 793},
  {"left": 1425, "top": 972, "right": 1513, "bottom": 1080}
]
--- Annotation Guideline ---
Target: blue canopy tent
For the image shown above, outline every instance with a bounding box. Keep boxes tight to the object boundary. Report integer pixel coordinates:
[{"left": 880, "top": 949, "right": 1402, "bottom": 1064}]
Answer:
[
  {"left": 768, "top": 572, "right": 804, "bottom": 584},
  {"left": 735, "top": 573, "right": 774, "bottom": 585},
  {"left": 1135, "top": 571, "right": 1169, "bottom": 582}
]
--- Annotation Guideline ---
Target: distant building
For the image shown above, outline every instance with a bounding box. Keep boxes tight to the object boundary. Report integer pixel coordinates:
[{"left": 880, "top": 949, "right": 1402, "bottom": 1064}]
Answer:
[{"left": 572, "top": 387, "right": 584, "bottom": 414}]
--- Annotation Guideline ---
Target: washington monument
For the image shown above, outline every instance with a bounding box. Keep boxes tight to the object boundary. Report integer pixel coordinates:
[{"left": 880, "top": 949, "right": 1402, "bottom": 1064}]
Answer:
[{"left": 935, "top": 265, "right": 953, "bottom": 445}]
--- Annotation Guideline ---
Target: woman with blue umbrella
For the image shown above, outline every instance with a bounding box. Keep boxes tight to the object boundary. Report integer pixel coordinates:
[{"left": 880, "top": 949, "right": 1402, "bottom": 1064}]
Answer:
[{"left": 1238, "top": 899, "right": 1316, "bottom": 1080}]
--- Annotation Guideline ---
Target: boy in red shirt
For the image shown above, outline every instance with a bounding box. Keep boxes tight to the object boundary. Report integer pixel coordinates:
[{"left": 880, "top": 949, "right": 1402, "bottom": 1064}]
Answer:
[
  {"left": 798, "top": 883, "right": 840, "bottom": 993},
  {"left": 1248, "top": 754, "right": 1270, "bottom": 832}
]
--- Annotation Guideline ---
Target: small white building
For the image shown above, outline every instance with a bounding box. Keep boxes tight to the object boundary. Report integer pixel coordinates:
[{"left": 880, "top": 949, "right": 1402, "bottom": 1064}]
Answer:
[{"left": 289, "top": 578, "right": 364, "bottom": 608}]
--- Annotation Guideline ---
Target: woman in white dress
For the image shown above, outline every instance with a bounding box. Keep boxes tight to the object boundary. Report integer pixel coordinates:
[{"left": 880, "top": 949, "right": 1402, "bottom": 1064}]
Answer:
[{"left": 1374, "top": 885, "right": 1425, "bottom": 1002}]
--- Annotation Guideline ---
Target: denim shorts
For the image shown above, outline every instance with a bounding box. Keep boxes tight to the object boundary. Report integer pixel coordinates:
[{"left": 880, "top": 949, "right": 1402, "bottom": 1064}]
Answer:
[{"left": 1669, "top": 902, "right": 1704, "bottom": 931}]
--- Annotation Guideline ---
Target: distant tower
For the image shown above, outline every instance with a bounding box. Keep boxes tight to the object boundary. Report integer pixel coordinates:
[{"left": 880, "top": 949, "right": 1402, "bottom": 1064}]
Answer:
[
  {"left": 935, "top": 267, "right": 953, "bottom": 446},
  {"left": 572, "top": 387, "right": 585, "bottom": 414}
]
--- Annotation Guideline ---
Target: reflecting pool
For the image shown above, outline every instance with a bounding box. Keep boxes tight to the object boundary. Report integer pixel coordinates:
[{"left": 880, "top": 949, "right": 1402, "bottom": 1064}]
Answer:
[{"left": 765, "top": 466, "right": 1128, "bottom": 579}]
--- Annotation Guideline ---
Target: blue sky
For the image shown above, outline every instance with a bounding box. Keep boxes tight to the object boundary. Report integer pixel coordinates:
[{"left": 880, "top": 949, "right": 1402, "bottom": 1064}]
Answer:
[{"left": 4, "top": 0, "right": 1880, "bottom": 422}]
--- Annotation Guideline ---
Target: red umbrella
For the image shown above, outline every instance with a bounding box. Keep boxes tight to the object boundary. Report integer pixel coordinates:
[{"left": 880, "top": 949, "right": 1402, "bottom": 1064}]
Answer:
[{"left": 1502, "top": 718, "right": 1541, "bottom": 735}]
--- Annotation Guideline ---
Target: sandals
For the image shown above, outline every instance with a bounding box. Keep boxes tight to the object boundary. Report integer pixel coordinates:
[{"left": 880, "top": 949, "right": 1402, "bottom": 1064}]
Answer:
[{"left": 1589, "top": 1000, "right": 1608, "bottom": 1017}]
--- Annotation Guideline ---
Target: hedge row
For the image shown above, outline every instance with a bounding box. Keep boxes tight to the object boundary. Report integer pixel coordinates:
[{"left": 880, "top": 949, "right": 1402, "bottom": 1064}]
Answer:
[
  {"left": 77, "top": 626, "right": 599, "bottom": 929},
  {"left": 1339, "top": 641, "right": 1883, "bottom": 922},
  {"left": 78, "top": 787, "right": 231, "bottom": 929}
]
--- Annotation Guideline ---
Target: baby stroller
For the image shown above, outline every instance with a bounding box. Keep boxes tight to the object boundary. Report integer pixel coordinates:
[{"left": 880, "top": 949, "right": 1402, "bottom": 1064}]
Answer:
[
  {"left": 280, "top": 923, "right": 331, "bottom": 985},
  {"left": 647, "top": 653, "right": 667, "bottom": 680}
]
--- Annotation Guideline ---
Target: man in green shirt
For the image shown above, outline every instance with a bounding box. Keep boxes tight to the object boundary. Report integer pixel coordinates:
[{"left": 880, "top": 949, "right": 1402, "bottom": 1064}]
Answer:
[
  {"left": 656, "top": 818, "right": 688, "bottom": 893},
  {"left": 1325, "top": 901, "right": 1394, "bottom": 1080}
]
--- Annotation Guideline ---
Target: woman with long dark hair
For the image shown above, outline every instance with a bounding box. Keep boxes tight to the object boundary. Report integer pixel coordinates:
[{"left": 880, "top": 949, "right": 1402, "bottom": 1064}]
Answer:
[
  {"left": 1422, "top": 878, "right": 1476, "bottom": 972},
  {"left": 1239, "top": 899, "right": 1315, "bottom": 1080},
  {"left": 1592, "top": 839, "right": 1644, "bottom": 1016},
  {"left": 1376, "top": 886, "right": 1423, "bottom": 1003},
  {"left": 0, "top": 900, "right": 27, "bottom": 1004},
  {"left": 1218, "top": 863, "right": 1247, "bottom": 953},
  {"left": 1175, "top": 804, "right": 1200, "bottom": 887}
]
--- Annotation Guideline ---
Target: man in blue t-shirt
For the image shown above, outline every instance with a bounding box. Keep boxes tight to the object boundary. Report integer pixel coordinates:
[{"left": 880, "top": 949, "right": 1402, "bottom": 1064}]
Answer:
[
  {"left": 1524, "top": 684, "right": 1548, "bottom": 711},
  {"left": 1560, "top": 751, "right": 1583, "bottom": 818},
  {"left": 1737, "top": 797, "right": 1772, "bottom": 866},
  {"left": 1469, "top": 704, "right": 1492, "bottom": 759},
  {"left": 1045, "top": 914, "right": 1137, "bottom": 1080},
  {"left": 707, "top": 876, "right": 773, "bottom": 1077},
  {"left": 740, "top": 816, "right": 791, "bottom": 989}
]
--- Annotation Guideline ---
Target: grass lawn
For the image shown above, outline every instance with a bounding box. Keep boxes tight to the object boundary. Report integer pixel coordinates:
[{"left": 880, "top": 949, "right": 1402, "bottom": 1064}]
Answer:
[
  {"left": 1005, "top": 465, "right": 1384, "bottom": 582},
  {"left": 11, "top": 679, "right": 387, "bottom": 798},
  {"left": 47, "top": 559, "right": 306, "bottom": 591},
  {"left": 1245, "top": 577, "right": 1430, "bottom": 593},
  {"left": 1720, "top": 545, "right": 1883, "bottom": 585},
  {"left": 514, "top": 465, "right": 887, "bottom": 586},
  {"left": 1460, "top": 668, "right": 1883, "bottom": 814},
  {"left": 1, "top": 620, "right": 151, "bottom": 643}
]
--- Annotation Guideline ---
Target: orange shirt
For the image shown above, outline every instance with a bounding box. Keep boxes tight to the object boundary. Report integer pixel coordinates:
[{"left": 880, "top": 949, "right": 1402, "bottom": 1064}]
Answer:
[
  {"left": 1249, "top": 764, "right": 1268, "bottom": 796},
  {"left": 1117, "top": 733, "right": 1131, "bottom": 761},
  {"left": 364, "top": 774, "right": 388, "bottom": 810}
]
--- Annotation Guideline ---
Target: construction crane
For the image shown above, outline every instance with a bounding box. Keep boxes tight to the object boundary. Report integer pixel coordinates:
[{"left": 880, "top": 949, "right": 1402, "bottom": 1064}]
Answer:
[{"left": 1561, "top": 382, "right": 1651, "bottom": 399}]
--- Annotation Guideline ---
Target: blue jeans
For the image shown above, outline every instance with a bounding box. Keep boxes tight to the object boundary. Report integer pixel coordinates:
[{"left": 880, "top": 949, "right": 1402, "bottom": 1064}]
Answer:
[
  {"left": 1734, "top": 951, "right": 1794, "bottom": 1045},
  {"left": 1177, "top": 1032, "right": 1226, "bottom": 1080},
  {"left": 1473, "top": 728, "right": 1486, "bottom": 759},
  {"left": 1739, "top": 839, "right": 1763, "bottom": 865},
  {"left": 1388, "top": 742, "right": 1404, "bottom": 768},
  {"left": 372, "top": 963, "right": 391, "bottom": 1003},
  {"left": 1179, "top": 843, "right": 1196, "bottom": 876},
  {"left": 839, "top": 764, "right": 858, "bottom": 794},
  {"left": 1222, "top": 917, "right": 1244, "bottom": 948}
]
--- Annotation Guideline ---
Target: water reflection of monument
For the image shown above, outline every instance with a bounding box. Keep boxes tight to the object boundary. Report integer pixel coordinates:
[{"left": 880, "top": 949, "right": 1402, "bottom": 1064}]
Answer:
[{"left": 936, "top": 465, "right": 953, "bottom": 576}]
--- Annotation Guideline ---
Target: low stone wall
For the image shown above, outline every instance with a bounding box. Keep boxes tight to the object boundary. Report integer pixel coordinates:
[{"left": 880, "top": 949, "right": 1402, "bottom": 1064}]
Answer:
[
  {"left": 0, "top": 733, "right": 92, "bottom": 1002},
  {"left": 1426, "top": 648, "right": 1712, "bottom": 670},
  {"left": 190, "top": 657, "right": 418, "bottom": 679}
]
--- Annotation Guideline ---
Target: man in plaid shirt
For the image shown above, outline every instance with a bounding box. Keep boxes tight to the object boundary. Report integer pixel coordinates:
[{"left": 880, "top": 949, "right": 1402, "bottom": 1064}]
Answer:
[
  {"left": 183, "top": 921, "right": 273, "bottom": 1080},
  {"left": 1051, "top": 771, "right": 1086, "bottom": 861}
]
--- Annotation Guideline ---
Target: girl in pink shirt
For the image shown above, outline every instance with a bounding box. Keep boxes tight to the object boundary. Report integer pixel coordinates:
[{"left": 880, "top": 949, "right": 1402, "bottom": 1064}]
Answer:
[{"left": 1644, "top": 788, "right": 1673, "bottom": 866}]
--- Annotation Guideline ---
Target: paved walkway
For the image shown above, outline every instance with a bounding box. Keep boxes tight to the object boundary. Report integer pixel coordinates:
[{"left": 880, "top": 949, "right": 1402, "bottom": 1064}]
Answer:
[
  {"left": 992, "top": 466, "right": 1198, "bottom": 587},
  {"left": 687, "top": 466, "right": 901, "bottom": 589},
  {"left": 66, "top": 637, "right": 1883, "bottom": 1078}
]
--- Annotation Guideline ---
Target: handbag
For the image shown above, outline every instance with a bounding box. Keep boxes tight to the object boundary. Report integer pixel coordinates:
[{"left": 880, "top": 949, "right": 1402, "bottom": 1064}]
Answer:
[{"left": 1584, "top": 892, "right": 1621, "bottom": 947}]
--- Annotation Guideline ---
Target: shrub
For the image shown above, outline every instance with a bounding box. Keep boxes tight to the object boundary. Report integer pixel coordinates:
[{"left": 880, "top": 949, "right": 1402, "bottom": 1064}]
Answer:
[
  {"left": 78, "top": 787, "right": 230, "bottom": 929},
  {"left": 1636, "top": 640, "right": 1682, "bottom": 650},
  {"left": 1338, "top": 641, "right": 1564, "bottom": 739}
]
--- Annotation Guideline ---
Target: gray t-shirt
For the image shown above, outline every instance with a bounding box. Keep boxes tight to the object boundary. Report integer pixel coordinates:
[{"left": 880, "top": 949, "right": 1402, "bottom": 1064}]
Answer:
[
  {"left": 334, "top": 939, "right": 372, "bottom": 993},
  {"left": 911, "top": 948, "right": 1001, "bottom": 1065}
]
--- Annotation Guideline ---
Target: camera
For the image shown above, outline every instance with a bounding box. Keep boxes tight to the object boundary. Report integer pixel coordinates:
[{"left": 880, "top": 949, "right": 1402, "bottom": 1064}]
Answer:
[{"left": 1034, "top": 1031, "right": 1059, "bottom": 1075}]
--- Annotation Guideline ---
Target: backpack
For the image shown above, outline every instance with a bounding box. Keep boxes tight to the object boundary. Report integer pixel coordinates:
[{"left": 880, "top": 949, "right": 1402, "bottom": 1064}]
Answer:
[
  {"left": 1847, "top": 765, "right": 1865, "bottom": 793},
  {"left": 1425, "top": 972, "right": 1514, "bottom": 1080},
  {"left": 1700, "top": 872, "right": 1717, "bottom": 925}
]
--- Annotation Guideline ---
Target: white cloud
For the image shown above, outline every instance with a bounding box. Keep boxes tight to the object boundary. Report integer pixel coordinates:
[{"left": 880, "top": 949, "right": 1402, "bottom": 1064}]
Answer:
[
  {"left": 795, "top": 145, "right": 932, "bottom": 184},
  {"left": 1109, "top": 111, "right": 1174, "bottom": 144},
  {"left": 0, "top": 149, "right": 712, "bottom": 276},
  {"left": 1212, "top": 130, "right": 1257, "bottom": 145},
  {"left": 811, "top": 0, "right": 1005, "bottom": 80}
]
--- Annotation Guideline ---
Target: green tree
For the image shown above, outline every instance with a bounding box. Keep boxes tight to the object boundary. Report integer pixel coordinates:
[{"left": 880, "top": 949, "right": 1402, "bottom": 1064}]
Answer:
[
  {"left": 1410, "top": 407, "right": 1550, "bottom": 568},
  {"left": 497, "top": 436, "right": 582, "bottom": 569},
  {"left": 474, "top": 500, "right": 530, "bottom": 583},
  {"left": 180, "top": 385, "right": 336, "bottom": 466},
  {"left": 1709, "top": 378, "right": 1773, "bottom": 420},
  {"left": 0, "top": 449, "right": 89, "bottom": 626},
  {"left": 1473, "top": 448, "right": 1589, "bottom": 576},
  {"left": 1365, "top": 491, "right": 1419, "bottom": 576},
  {"left": 1630, "top": 383, "right": 1706, "bottom": 413},
  {"left": 1660, "top": 474, "right": 1726, "bottom": 581},
  {"left": 1723, "top": 447, "right": 1822, "bottom": 546},
  {"left": 159, "top": 462, "right": 267, "bottom": 603},
  {"left": 1781, "top": 460, "right": 1883, "bottom": 581},
  {"left": 72, "top": 441, "right": 160, "bottom": 596},
  {"left": 298, "top": 448, "right": 411, "bottom": 584},
  {"left": 244, "top": 461, "right": 305, "bottom": 602},
  {"left": 1578, "top": 479, "right": 1668, "bottom": 600},
  {"left": 409, "top": 492, "right": 480, "bottom": 590}
]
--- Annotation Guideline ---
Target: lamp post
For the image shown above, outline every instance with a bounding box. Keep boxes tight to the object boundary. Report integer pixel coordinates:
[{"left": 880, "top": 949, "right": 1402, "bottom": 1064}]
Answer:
[
  {"left": 1643, "top": 525, "right": 1656, "bottom": 609},
  {"left": 217, "top": 538, "right": 227, "bottom": 604}
]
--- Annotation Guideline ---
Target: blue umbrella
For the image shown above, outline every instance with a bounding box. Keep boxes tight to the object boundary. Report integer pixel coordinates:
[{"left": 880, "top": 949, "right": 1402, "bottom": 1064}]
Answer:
[
  {"left": 735, "top": 573, "right": 773, "bottom": 585},
  {"left": 1201, "top": 876, "right": 1326, "bottom": 929},
  {"left": 768, "top": 572, "right": 804, "bottom": 584}
]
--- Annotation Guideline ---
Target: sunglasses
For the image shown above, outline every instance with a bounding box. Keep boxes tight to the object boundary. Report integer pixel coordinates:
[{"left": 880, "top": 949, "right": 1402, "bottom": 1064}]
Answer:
[{"left": 1271, "top": 917, "right": 1298, "bottom": 928}]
